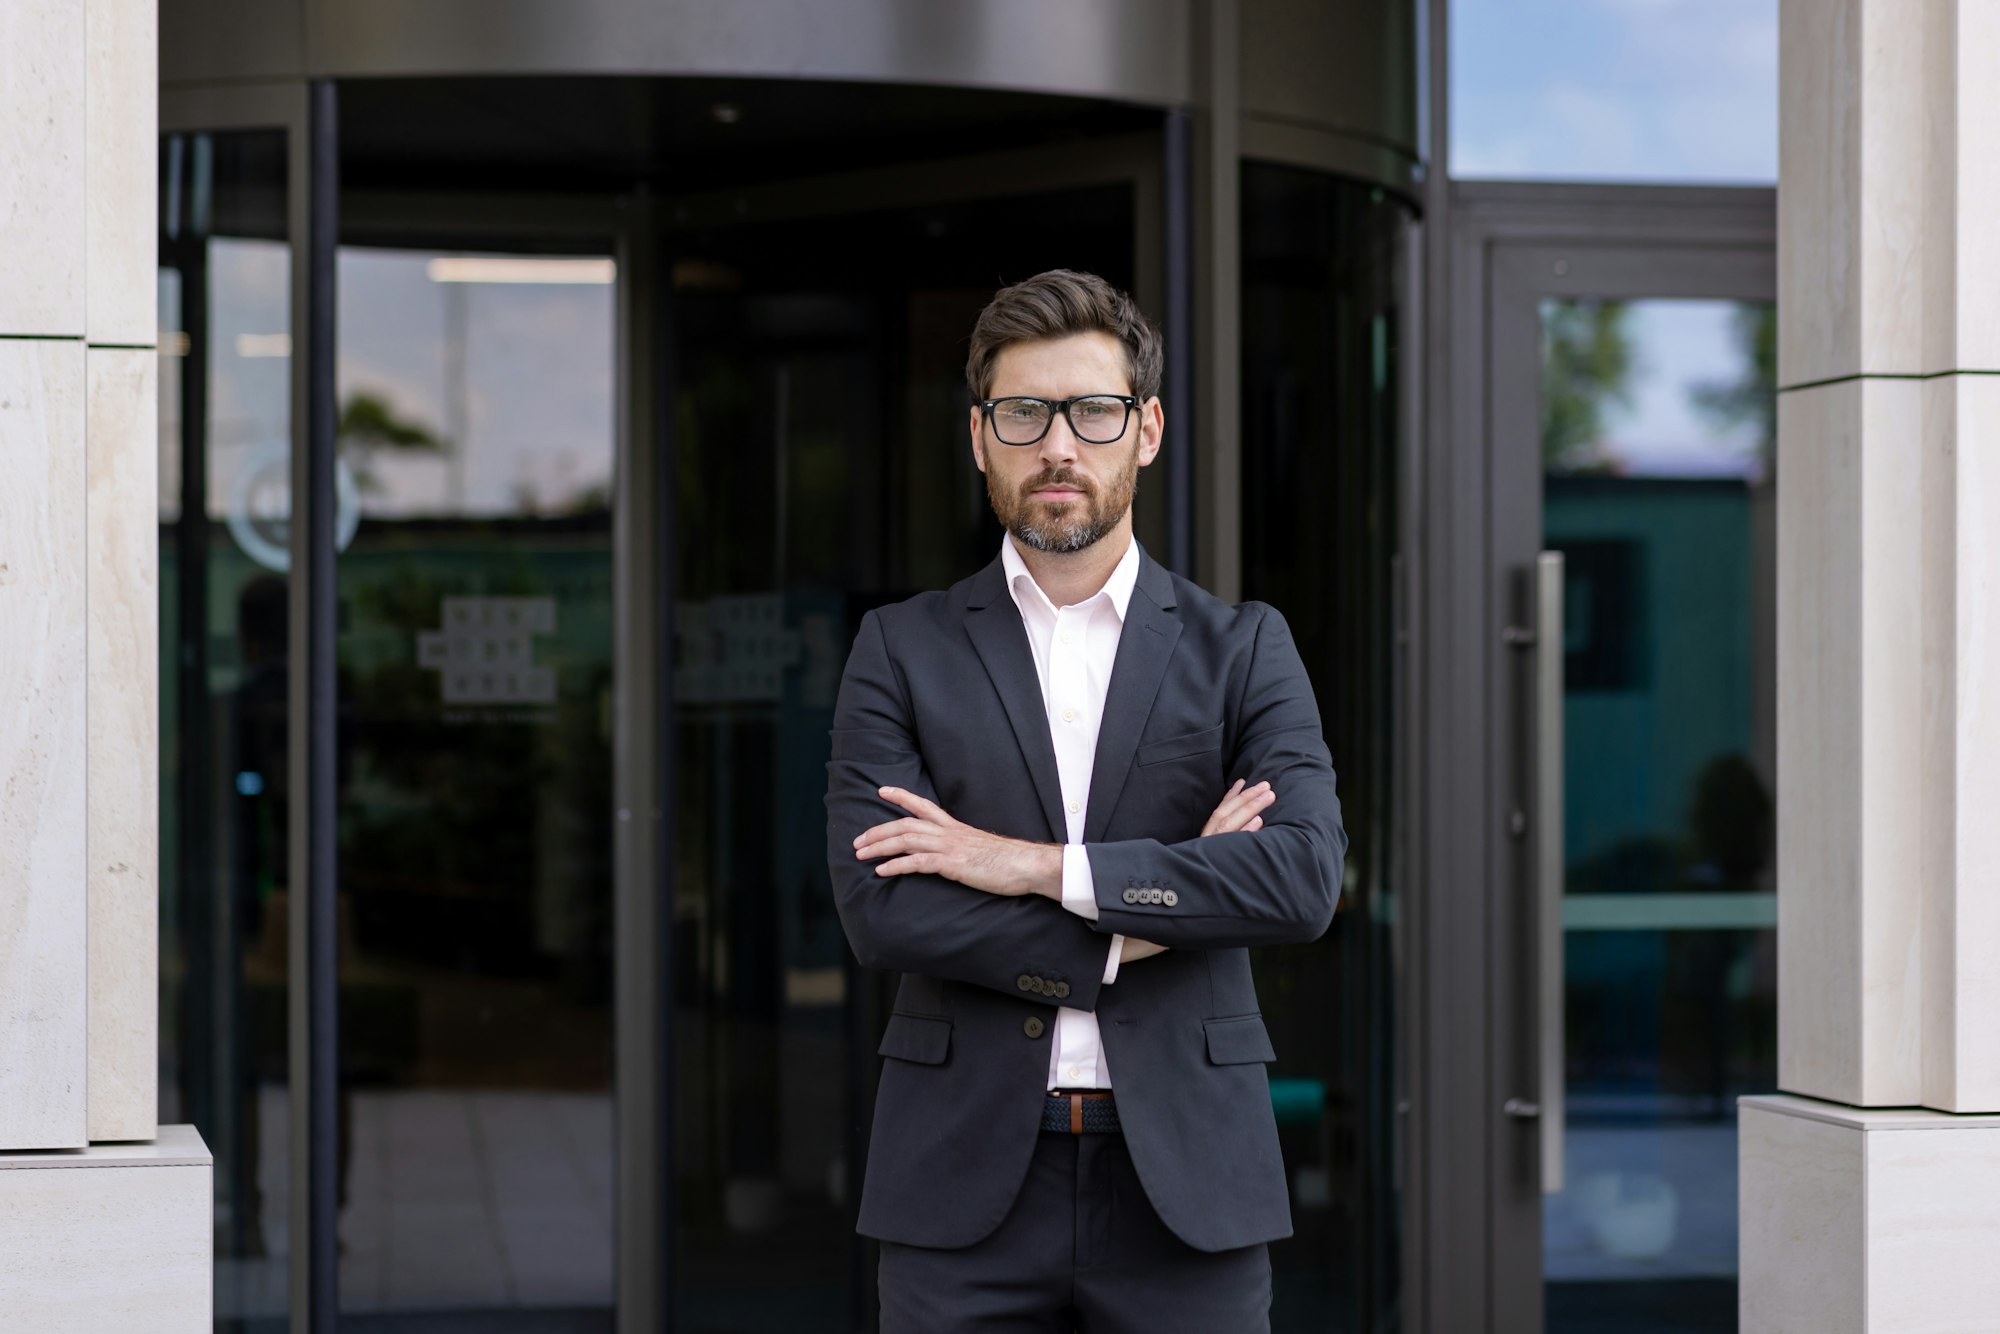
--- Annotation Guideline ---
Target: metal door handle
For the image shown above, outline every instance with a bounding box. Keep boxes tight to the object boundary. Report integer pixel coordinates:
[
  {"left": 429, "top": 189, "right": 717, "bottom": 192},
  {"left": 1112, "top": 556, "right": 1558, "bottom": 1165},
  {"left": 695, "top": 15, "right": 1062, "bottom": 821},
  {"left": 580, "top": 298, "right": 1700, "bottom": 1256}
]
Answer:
[{"left": 1532, "top": 553, "right": 1565, "bottom": 1194}]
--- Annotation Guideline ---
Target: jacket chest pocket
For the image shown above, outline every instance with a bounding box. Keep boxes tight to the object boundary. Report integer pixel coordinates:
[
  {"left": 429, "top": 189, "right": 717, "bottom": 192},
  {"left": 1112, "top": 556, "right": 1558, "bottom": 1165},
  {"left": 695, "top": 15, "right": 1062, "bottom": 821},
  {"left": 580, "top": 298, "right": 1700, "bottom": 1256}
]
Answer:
[{"left": 1134, "top": 723, "right": 1224, "bottom": 769}]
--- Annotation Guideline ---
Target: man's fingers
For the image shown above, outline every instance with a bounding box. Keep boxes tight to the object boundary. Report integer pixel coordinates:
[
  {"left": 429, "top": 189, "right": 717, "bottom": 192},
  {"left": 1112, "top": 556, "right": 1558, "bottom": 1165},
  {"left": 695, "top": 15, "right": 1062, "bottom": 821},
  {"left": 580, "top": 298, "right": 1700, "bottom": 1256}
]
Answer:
[
  {"left": 877, "top": 786, "right": 956, "bottom": 826},
  {"left": 853, "top": 816, "right": 929, "bottom": 848},
  {"left": 1199, "top": 779, "right": 1248, "bottom": 836},
  {"left": 1202, "top": 780, "right": 1274, "bottom": 836},
  {"left": 854, "top": 829, "right": 946, "bottom": 860},
  {"left": 874, "top": 854, "right": 936, "bottom": 878}
]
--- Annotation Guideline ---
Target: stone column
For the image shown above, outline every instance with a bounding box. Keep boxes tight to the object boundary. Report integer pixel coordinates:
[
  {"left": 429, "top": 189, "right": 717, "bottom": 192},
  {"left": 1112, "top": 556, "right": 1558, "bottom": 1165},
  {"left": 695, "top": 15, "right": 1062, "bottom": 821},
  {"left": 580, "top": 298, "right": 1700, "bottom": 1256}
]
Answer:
[
  {"left": 1, "top": 0, "right": 160, "bottom": 1150},
  {"left": 1745, "top": 2, "right": 2000, "bottom": 1328},
  {"left": 1, "top": 1, "right": 208, "bottom": 1324}
]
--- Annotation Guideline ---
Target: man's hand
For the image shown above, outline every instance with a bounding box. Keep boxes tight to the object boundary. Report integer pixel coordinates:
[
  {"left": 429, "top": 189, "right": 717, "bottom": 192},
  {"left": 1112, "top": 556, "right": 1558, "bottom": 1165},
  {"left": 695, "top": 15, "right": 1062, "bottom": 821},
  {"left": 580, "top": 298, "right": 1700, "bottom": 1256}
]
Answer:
[
  {"left": 1202, "top": 779, "right": 1275, "bottom": 836},
  {"left": 1122, "top": 781, "right": 1276, "bottom": 964},
  {"left": 855, "top": 787, "right": 1064, "bottom": 898}
]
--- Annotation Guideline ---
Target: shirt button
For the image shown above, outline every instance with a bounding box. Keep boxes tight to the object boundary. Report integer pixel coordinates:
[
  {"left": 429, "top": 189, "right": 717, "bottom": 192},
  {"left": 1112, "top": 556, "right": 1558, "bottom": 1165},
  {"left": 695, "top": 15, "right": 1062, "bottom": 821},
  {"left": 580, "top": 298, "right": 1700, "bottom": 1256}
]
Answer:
[
  {"left": 1066, "top": 1065, "right": 1081, "bottom": 1082},
  {"left": 1067, "top": 799, "right": 1081, "bottom": 814},
  {"left": 1061, "top": 708, "right": 1076, "bottom": 723}
]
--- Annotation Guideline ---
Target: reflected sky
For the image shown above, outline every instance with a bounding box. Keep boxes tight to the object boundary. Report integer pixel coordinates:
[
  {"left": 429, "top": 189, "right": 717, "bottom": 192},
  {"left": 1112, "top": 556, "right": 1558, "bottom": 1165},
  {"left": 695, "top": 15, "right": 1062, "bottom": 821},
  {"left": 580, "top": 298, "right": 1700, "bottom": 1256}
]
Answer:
[
  {"left": 339, "top": 250, "right": 615, "bottom": 519},
  {"left": 1453, "top": 0, "right": 1777, "bottom": 183},
  {"left": 1594, "top": 301, "right": 1768, "bottom": 479}
]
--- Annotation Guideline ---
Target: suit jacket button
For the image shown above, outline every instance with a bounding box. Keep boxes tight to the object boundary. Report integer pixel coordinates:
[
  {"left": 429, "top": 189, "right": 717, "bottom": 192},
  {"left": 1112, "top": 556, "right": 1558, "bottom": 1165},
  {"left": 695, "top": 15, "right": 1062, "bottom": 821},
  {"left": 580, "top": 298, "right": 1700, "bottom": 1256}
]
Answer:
[
  {"left": 1023, "top": 1016, "right": 1046, "bottom": 1039},
  {"left": 1152, "top": 889, "right": 1166, "bottom": 905},
  {"left": 1035, "top": 978, "right": 1051, "bottom": 995},
  {"left": 1123, "top": 888, "right": 1139, "bottom": 904},
  {"left": 1017, "top": 974, "right": 1035, "bottom": 991},
  {"left": 1054, "top": 982, "right": 1071, "bottom": 999},
  {"left": 1163, "top": 890, "right": 1178, "bottom": 907}
]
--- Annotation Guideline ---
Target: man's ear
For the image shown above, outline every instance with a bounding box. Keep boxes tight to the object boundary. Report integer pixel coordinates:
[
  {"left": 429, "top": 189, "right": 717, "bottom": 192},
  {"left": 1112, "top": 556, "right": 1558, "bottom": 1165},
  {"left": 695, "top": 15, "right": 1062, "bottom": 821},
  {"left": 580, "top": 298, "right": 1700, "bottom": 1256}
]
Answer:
[
  {"left": 1136, "top": 396, "right": 1165, "bottom": 468},
  {"left": 969, "top": 405, "right": 989, "bottom": 475}
]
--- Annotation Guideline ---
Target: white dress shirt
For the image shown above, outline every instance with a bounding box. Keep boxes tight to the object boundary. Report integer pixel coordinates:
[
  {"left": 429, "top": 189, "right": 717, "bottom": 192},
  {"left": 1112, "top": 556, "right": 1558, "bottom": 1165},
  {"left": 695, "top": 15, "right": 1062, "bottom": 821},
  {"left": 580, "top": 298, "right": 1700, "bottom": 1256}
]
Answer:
[{"left": 999, "top": 532, "right": 1140, "bottom": 1091}]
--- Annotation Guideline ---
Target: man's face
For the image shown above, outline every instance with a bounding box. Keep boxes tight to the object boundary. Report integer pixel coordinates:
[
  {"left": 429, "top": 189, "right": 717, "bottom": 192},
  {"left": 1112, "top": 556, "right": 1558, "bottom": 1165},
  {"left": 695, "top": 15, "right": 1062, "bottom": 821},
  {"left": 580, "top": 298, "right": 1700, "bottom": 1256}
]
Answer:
[{"left": 969, "top": 331, "right": 1163, "bottom": 555}]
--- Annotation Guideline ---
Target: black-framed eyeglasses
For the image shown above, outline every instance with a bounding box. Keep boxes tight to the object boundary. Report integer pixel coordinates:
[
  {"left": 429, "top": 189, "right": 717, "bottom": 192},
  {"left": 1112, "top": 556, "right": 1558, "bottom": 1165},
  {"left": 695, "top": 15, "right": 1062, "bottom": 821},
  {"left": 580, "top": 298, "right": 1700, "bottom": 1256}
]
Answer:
[{"left": 980, "top": 394, "right": 1139, "bottom": 446}]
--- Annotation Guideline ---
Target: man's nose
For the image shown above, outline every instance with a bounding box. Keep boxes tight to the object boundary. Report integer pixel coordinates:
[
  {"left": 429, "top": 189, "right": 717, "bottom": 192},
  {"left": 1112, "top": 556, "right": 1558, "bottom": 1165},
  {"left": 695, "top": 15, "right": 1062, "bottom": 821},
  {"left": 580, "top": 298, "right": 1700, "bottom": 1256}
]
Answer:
[{"left": 1038, "top": 412, "right": 1080, "bottom": 468}]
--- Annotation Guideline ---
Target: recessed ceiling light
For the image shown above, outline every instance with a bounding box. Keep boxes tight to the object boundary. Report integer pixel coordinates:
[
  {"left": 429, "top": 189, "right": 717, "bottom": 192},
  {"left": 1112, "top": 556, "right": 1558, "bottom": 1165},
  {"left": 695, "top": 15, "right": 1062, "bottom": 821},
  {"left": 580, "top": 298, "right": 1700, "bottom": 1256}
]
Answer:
[{"left": 427, "top": 257, "right": 616, "bottom": 285}]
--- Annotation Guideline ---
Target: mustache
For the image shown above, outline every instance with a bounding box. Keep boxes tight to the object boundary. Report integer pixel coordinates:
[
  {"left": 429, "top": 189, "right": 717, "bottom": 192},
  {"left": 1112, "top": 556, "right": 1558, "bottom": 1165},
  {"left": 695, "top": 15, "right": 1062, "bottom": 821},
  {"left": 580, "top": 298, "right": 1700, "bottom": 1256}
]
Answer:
[{"left": 1019, "top": 469, "right": 1094, "bottom": 501}]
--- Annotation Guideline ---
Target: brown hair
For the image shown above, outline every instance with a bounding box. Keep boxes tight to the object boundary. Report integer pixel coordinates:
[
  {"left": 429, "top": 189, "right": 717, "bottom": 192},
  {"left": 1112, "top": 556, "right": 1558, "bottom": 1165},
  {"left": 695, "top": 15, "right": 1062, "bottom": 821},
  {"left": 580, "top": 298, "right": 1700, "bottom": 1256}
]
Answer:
[{"left": 965, "top": 269, "right": 1164, "bottom": 403}]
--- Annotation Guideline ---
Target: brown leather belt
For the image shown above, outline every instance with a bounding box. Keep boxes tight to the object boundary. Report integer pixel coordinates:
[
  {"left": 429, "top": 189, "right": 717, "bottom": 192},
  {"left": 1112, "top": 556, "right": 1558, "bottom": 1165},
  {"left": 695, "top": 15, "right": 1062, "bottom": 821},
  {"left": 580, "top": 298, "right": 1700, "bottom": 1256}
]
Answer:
[{"left": 1042, "top": 1090, "right": 1119, "bottom": 1135}]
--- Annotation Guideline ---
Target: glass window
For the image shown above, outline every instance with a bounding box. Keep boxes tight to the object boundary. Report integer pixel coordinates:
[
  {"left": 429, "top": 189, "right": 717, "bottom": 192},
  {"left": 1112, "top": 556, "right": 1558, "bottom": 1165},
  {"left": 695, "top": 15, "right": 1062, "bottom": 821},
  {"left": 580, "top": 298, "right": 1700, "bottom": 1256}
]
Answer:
[
  {"left": 332, "top": 246, "right": 618, "bottom": 1324},
  {"left": 668, "top": 183, "right": 1138, "bottom": 1332},
  {"left": 157, "top": 126, "right": 295, "bottom": 1331},
  {"left": 1450, "top": 0, "right": 1777, "bottom": 183},
  {"left": 1538, "top": 296, "right": 1777, "bottom": 1330},
  {"left": 1239, "top": 161, "right": 1408, "bottom": 1331}
]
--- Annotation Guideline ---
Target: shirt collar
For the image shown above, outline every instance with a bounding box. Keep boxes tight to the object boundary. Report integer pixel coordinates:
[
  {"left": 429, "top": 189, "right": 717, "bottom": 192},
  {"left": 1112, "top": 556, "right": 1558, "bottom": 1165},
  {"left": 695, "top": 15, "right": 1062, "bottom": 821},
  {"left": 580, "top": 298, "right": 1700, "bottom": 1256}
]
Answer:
[{"left": 1000, "top": 532, "right": 1141, "bottom": 623}]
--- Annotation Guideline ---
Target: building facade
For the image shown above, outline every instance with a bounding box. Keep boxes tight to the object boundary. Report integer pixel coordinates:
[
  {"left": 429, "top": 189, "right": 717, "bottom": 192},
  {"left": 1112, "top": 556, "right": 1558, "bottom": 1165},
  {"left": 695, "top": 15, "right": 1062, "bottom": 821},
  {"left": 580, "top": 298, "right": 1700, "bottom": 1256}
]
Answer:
[{"left": 10, "top": 0, "right": 1987, "bottom": 1331}]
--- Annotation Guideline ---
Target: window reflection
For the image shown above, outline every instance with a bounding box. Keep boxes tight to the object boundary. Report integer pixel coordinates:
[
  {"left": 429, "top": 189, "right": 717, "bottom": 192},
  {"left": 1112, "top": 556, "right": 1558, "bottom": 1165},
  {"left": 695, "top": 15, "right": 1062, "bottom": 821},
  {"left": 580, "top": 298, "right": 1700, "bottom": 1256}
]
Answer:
[
  {"left": 669, "top": 185, "right": 1137, "bottom": 1332},
  {"left": 158, "top": 126, "right": 295, "bottom": 1332},
  {"left": 333, "top": 246, "right": 617, "bottom": 1323},
  {"left": 1539, "top": 297, "right": 1778, "bottom": 1329},
  {"left": 1239, "top": 161, "right": 1407, "bottom": 1332}
]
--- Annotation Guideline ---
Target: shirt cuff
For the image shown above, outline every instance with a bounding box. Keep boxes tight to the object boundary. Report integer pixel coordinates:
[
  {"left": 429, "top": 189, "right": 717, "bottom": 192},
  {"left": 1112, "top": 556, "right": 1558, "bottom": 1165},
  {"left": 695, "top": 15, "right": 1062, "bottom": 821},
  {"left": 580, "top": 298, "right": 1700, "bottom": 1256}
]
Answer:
[
  {"left": 1059, "top": 844, "right": 1099, "bottom": 921},
  {"left": 1061, "top": 847, "right": 1120, "bottom": 984}
]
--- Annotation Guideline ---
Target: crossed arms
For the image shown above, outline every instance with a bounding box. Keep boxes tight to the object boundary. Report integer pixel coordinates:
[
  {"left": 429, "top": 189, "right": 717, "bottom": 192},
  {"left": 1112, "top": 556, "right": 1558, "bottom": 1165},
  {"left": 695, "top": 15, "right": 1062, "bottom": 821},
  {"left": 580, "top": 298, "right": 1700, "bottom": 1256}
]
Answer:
[{"left": 825, "top": 605, "right": 1347, "bottom": 1010}]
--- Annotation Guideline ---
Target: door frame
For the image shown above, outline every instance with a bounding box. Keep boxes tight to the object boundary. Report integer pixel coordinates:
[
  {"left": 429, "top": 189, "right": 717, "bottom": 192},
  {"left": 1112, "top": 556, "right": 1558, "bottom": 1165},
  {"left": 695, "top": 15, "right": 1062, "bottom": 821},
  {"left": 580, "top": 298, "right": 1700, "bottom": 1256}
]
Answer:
[{"left": 1417, "top": 180, "right": 1775, "bottom": 1334}]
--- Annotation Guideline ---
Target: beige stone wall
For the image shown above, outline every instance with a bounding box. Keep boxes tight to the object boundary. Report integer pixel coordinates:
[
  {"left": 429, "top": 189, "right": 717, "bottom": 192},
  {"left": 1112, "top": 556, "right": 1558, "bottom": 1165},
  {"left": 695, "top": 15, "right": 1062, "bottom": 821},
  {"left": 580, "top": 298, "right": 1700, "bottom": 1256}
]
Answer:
[
  {"left": 1777, "top": 0, "right": 2000, "bottom": 1114},
  {"left": 0, "top": 0, "right": 158, "bottom": 1149}
]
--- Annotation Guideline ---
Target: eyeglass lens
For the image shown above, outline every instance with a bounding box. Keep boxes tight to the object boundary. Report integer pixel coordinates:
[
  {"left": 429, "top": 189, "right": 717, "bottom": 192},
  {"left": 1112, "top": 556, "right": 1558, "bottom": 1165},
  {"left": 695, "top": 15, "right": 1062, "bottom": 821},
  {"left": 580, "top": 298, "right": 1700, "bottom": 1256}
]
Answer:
[{"left": 990, "top": 396, "right": 1131, "bottom": 445}]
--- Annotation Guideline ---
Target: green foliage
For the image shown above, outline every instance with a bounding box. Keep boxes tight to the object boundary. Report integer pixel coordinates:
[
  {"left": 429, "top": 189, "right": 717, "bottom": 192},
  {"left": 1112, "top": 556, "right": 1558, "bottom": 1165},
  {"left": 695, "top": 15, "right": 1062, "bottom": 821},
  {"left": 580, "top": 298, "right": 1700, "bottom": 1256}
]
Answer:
[
  {"left": 338, "top": 391, "right": 445, "bottom": 494},
  {"left": 1691, "top": 304, "right": 1778, "bottom": 469},
  {"left": 1541, "top": 300, "right": 1635, "bottom": 474}
]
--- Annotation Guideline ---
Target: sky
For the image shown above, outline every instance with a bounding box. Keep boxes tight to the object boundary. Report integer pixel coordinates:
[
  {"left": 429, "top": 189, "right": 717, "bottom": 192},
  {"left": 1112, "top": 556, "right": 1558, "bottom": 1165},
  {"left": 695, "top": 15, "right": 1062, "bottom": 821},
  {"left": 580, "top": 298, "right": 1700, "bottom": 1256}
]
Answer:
[{"left": 1451, "top": 0, "right": 1778, "bottom": 183}]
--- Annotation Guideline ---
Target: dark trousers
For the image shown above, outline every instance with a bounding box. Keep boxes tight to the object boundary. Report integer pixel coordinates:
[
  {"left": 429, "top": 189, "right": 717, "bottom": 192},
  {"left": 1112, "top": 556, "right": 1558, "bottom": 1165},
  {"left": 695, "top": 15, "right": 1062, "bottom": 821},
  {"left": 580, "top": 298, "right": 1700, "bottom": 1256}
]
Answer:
[{"left": 877, "top": 1129, "right": 1272, "bottom": 1334}]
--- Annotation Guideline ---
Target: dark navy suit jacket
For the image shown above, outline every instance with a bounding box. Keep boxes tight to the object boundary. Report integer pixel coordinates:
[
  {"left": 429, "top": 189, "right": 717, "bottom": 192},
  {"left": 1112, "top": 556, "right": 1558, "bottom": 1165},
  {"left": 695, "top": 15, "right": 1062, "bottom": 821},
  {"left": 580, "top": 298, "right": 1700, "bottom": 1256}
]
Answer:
[{"left": 826, "top": 546, "right": 1347, "bottom": 1254}]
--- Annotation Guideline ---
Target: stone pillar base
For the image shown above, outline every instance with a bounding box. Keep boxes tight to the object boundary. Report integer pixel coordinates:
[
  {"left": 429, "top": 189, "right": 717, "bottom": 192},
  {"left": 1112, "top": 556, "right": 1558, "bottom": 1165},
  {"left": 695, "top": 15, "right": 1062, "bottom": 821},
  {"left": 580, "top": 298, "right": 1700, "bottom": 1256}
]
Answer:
[
  {"left": 0, "top": 1125, "right": 211, "bottom": 1331},
  {"left": 1741, "top": 1094, "right": 2000, "bottom": 1331}
]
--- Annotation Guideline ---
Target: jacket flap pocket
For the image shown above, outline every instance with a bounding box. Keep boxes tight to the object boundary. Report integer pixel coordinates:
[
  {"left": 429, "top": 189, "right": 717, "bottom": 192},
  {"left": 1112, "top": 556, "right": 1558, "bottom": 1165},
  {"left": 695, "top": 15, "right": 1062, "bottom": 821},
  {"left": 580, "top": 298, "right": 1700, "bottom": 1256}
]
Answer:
[
  {"left": 1135, "top": 723, "right": 1224, "bottom": 767},
  {"left": 1204, "top": 1014, "right": 1277, "bottom": 1065},
  {"left": 878, "top": 1012, "right": 952, "bottom": 1065}
]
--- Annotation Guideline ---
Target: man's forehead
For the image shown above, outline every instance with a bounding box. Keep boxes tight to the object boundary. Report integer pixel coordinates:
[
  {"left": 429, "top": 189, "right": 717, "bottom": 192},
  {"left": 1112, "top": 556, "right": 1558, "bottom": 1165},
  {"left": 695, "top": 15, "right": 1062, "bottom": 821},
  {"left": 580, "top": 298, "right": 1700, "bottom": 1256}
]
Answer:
[{"left": 989, "top": 332, "right": 1130, "bottom": 393}]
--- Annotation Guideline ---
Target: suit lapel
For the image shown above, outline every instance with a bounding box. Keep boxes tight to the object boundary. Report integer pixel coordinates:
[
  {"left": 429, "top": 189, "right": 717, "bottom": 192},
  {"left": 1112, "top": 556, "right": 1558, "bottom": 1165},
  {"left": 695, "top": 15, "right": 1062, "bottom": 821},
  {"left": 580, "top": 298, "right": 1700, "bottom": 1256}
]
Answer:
[
  {"left": 964, "top": 559, "right": 1068, "bottom": 842},
  {"left": 1084, "top": 554, "right": 1182, "bottom": 844}
]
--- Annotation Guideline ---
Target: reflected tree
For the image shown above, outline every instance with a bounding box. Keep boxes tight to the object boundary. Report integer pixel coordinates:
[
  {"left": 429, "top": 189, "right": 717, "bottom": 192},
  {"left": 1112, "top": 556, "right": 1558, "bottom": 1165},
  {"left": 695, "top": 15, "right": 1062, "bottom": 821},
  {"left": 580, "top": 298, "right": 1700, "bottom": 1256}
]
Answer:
[
  {"left": 1541, "top": 299, "right": 1635, "bottom": 474},
  {"left": 338, "top": 390, "right": 445, "bottom": 493},
  {"left": 1691, "top": 303, "right": 1778, "bottom": 473}
]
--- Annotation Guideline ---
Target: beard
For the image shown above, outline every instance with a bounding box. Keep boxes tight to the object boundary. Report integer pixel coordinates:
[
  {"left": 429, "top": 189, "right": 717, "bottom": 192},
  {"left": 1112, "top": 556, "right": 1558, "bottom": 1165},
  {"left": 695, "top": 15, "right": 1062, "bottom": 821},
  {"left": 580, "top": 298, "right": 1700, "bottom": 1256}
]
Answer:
[{"left": 986, "top": 441, "right": 1141, "bottom": 554}]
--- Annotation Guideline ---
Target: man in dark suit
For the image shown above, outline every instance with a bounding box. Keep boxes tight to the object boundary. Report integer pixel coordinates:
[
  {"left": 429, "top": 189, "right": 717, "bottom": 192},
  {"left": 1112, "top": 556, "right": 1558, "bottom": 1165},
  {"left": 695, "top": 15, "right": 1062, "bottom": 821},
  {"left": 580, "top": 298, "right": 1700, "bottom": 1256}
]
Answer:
[{"left": 826, "top": 269, "right": 1346, "bottom": 1332}]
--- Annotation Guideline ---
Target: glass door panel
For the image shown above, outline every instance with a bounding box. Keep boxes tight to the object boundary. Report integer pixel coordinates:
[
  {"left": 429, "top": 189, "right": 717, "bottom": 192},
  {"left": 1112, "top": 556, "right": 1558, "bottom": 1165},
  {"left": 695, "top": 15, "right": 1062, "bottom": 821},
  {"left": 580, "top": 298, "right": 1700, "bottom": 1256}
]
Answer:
[
  {"left": 667, "top": 178, "right": 1141, "bottom": 1333},
  {"left": 1537, "top": 297, "right": 1777, "bottom": 1333},
  {"left": 331, "top": 244, "right": 618, "bottom": 1327},
  {"left": 157, "top": 126, "right": 295, "bottom": 1334},
  {"left": 1240, "top": 160, "right": 1410, "bottom": 1333}
]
